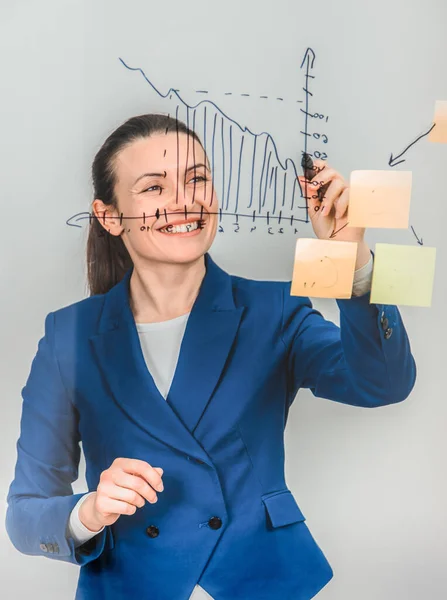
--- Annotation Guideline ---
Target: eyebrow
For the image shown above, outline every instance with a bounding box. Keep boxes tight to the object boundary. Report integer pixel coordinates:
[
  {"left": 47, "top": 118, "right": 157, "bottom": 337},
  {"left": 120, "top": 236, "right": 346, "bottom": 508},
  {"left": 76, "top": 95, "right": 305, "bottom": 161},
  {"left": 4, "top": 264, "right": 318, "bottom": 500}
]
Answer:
[
  {"left": 133, "top": 171, "right": 166, "bottom": 185},
  {"left": 133, "top": 163, "right": 210, "bottom": 186},
  {"left": 186, "top": 163, "right": 209, "bottom": 173}
]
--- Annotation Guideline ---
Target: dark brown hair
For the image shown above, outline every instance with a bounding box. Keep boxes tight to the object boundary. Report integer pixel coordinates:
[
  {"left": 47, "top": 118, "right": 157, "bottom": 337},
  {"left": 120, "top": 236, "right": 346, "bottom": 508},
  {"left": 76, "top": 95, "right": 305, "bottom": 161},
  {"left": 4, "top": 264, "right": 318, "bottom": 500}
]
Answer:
[{"left": 87, "top": 113, "right": 203, "bottom": 296}]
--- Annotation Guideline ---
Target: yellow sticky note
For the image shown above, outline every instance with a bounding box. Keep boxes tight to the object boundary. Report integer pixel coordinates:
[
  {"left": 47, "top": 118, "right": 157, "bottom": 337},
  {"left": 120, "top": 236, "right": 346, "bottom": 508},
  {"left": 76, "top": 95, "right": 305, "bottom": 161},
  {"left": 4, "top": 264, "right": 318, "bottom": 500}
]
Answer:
[
  {"left": 428, "top": 101, "right": 447, "bottom": 143},
  {"left": 348, "top": 170, "right": 412, "bottom": 228},
  {"left": 291, "top": 238, "right": 358, "bottom": 299},
  {"left": 370, "top": 243, "right": 436, "bottom": 307}
]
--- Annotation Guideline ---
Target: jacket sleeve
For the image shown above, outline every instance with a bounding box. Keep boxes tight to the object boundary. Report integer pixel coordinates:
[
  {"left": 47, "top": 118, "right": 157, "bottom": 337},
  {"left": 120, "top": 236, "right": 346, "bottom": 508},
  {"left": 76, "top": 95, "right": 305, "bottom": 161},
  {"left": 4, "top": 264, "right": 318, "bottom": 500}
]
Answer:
[
  {"left": 280, "top": 277, "right": 417, "bottom": 409},
  {"left": 5, "top": 311, "right": 113, "bottom": 566}
]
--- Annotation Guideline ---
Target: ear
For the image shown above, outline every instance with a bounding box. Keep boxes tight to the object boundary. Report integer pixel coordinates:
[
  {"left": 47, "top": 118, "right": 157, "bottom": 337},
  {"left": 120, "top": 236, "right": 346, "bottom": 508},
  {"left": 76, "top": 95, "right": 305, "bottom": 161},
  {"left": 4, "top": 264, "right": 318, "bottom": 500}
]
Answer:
[{"left": 92, "top": 199, "right": 123, "bottom": 237}]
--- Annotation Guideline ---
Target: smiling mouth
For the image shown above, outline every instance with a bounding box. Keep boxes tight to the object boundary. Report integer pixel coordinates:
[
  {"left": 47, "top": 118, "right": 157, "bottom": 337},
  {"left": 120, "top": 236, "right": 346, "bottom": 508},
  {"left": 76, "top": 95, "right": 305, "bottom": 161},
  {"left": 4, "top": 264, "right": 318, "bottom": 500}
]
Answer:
[{"left": 158, "top": 218, "right": 206, "bottom": 234}]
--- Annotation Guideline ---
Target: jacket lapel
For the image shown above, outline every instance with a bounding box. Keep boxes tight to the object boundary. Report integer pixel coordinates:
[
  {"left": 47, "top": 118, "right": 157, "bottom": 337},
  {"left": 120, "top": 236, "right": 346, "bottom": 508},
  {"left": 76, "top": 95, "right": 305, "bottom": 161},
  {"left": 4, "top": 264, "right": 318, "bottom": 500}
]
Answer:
[{"left": 89, "top": 253, "right": 244, "bottom": 465}]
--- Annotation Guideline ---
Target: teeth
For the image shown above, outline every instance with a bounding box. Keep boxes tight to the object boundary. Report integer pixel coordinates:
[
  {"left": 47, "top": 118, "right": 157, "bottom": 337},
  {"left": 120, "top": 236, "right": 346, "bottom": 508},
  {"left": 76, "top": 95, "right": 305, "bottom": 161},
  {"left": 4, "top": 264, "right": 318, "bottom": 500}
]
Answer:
[{"left": 160, "top": 220, "right": 201, "bottom": 234}]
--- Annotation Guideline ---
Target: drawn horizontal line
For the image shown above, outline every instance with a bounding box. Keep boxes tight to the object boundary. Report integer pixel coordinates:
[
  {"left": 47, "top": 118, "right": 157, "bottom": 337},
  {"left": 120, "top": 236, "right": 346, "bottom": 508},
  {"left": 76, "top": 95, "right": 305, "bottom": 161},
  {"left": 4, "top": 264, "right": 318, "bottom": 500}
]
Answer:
[
  {"left": 66, "top": 210, "right": 311, "bottom": 227},
  {"left": 172, "top": 89, "right": 304, "bottom": 102}
]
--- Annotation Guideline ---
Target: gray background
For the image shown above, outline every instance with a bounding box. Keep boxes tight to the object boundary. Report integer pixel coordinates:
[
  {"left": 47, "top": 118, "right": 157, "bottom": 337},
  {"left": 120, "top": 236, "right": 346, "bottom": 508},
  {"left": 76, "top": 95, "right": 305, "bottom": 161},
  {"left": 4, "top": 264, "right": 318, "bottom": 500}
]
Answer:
[{"left": 1, "top": 0, "right": 446, "bottom": 598}]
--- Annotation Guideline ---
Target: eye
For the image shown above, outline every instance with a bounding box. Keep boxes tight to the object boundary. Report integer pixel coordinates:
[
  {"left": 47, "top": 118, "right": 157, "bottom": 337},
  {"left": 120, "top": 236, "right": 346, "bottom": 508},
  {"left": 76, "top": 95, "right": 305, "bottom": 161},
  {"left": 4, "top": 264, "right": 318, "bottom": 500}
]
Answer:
[
  {"left": 188, "top": 175, "right": 207, "bottom": 184},
  {"left": 143, "top": 185, "right": 162, "bottom": 194}
]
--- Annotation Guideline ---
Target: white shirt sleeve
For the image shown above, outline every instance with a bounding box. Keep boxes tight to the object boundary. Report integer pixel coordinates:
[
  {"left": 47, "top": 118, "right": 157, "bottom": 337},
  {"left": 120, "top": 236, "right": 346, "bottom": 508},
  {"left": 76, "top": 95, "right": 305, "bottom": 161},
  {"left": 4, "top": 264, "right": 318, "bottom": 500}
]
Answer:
[
  {"left": 351, "top": 252, "right": 374, "bottom": 297},
  {"left": 68, "top": 491, "right": 105, "bottom": 547}
]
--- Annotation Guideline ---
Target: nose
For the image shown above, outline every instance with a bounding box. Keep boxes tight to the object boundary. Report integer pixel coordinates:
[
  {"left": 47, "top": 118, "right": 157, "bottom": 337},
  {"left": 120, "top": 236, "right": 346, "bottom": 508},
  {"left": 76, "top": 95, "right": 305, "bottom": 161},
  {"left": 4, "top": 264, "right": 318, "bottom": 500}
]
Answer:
[
  {"left": 160, "top": 180, "right": 194, "bottom": 209},
  {"left": 162, "top": 187, "right": 203, "bottom": 220}
]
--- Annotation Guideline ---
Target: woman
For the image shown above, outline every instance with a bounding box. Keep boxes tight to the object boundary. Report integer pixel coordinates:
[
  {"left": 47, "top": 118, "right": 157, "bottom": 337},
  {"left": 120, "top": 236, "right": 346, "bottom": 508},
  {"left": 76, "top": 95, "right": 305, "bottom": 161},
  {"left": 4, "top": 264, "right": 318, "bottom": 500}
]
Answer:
[{"left": 5, "top": 114, "right": 416, "bottom": 600}]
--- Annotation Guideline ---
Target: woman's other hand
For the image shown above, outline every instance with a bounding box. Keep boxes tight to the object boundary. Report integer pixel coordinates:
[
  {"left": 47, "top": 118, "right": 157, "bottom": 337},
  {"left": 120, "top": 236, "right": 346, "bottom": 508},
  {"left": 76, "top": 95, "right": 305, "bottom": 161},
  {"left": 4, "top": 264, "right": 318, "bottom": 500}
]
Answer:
[{"left": 78, "top": 458, "right": 164, "bottom": 531}]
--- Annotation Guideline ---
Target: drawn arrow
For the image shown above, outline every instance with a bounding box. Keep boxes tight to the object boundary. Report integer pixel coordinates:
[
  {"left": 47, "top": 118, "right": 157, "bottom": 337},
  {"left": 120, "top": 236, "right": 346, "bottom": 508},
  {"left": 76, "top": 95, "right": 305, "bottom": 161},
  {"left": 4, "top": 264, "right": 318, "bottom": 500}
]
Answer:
[
  {"left": 410, "top": 225, "right": 423, "bottom": 245},
  {"left": 300, "top": 47, "right": 316, "bottom": 70},
  {"left": 329, "top": 221, "right": 350, "bottom": 239},
  {"left": 389, "top": 123, "right": 436, "bottom": 167}
]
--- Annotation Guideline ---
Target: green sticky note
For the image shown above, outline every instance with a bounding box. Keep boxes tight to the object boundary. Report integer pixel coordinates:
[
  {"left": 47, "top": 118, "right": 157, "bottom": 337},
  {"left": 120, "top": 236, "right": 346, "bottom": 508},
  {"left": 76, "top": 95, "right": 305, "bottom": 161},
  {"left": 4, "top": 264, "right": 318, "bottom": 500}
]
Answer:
[{"left": 370, "top": 243, "right": 436, "bottom": 307}]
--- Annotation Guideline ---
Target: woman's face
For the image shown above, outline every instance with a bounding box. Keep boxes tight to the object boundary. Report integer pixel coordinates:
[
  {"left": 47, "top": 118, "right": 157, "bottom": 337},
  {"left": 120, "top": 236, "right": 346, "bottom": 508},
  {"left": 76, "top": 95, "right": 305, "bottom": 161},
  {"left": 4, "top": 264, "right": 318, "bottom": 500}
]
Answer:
[{"left": 96, "top": 132, "right": 218, "bottom": 266}]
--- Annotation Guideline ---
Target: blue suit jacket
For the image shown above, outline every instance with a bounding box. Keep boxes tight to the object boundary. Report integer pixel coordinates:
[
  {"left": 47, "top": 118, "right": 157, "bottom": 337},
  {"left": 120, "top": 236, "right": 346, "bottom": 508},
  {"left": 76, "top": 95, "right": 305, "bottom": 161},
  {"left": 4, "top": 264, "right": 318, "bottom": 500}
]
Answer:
[{"left": 6, "top": 252, "right": 416, "bottom": 600}]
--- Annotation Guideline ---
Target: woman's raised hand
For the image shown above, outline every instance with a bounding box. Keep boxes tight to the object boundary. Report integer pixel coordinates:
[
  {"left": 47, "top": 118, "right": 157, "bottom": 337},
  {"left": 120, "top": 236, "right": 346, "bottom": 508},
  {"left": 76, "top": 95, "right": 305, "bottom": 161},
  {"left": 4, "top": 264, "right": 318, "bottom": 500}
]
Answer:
[
  {"left": 78, "top": 457, "right": 164, "bottom": 531},
  {"left": 297, "top": 159, "right": 365, "bottom": 245}
]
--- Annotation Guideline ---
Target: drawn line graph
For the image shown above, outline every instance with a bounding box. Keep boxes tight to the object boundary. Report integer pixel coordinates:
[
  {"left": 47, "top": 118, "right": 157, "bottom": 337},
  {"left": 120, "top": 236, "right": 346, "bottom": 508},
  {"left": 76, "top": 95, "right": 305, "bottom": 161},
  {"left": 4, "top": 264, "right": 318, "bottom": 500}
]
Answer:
[{"left": 67, "top": 47, "right": 329, "bottom": 233}]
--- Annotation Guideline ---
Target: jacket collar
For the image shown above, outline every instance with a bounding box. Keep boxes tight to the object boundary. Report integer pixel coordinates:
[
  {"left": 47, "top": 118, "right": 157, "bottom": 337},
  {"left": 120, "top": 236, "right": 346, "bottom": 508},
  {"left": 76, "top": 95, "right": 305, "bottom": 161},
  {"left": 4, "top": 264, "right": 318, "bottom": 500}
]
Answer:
[
  {"left": 97, "top": 252, "right": 236, "bottom": 333},
  {"left": 89, "top": 252, "right": 244, "bottom": 465}
]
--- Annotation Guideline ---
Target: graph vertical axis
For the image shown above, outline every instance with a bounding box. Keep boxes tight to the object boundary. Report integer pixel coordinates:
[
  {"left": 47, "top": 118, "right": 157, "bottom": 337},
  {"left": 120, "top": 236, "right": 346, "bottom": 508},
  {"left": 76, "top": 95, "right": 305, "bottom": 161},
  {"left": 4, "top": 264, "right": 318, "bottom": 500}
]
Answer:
[{"left": 300, "top": 48, "right": 316, "bottom": 224}]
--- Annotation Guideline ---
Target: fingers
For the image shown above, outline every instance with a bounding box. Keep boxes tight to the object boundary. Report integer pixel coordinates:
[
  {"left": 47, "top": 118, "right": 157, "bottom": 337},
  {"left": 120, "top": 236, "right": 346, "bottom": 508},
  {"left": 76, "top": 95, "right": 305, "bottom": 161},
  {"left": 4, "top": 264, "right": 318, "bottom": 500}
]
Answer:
[
  {"left": 334, "top": 187, "right": 350, "bottom": 219},
  {"left": 115, "top": 457, "right": 164, "bottom": 493},
  {"left": 298, "top": 168, "right": 339, "bottom": 199},
  {"left": 311, "top": 167, "right": 340, "bottom": 188},
  {"left": 298, "top": 175, "right": 324, "bottom": 201},
  {"left": 320, "top": 177, "right": 345, "bottom": 216},
  {"left": 111, "top": 470, "right": 160, "bottom": 504},
  {"left": 96, "top": 480, "right": 147, "bottom": 516},
  {"left": 300, "top": 160, "right": 345, "bottom": 190},
  {"left": 311, "top": 158, "right": 328, "bottom": 172},
  {"left": 98, "top": 458, "right": 164, "bottom": 514},
  {"left": 303, "top": 158, "right": 327, "bottom": 178},
  {"left": 95, "top": 492, "right": 141, "bottom": 516},
  {"left": 298, "top": 162, "right": 348, "bottom": 218}
]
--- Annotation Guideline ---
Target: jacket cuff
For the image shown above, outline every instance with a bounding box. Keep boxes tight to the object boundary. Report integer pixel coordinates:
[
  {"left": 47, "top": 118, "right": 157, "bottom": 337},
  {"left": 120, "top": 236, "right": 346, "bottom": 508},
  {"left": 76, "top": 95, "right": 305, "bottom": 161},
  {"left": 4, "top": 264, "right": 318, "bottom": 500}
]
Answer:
[
  {"left": 6, "top": 492, "right": 113, "bottom": 566},
  {"left": 335, "top": 292, "right": 416, "bottom": 401}
]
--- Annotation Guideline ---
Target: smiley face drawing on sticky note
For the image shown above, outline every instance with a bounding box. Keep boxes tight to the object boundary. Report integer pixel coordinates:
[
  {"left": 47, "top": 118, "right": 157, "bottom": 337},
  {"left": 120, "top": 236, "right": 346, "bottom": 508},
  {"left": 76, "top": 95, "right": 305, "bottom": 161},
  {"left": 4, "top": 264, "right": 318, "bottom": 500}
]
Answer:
[
  {"left": 428, "top": 100, "right": 447, "bottom": 143},
  {"left": 347, "top": 170, "right": 412, "bottom": 228},
  {"left": 291, "top": 238, "right": 358, "bottom": 299}
]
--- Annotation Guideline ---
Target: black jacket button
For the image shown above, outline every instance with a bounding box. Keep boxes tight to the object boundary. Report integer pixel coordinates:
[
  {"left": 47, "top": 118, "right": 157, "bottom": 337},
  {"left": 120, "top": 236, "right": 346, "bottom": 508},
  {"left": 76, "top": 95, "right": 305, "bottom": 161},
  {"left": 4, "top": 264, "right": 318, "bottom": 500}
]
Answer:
[
  {"left": 146, "top": 525, "right": 159, "bottom": 538},
  {"left": 381, "top": 315, "right": 389, "bottom": 330},
  {"left": 208, "top": 517, "right": 222, "bottom": 530},
  {"left": 384, "top": 327, "right": 393, "bottom": 340}
]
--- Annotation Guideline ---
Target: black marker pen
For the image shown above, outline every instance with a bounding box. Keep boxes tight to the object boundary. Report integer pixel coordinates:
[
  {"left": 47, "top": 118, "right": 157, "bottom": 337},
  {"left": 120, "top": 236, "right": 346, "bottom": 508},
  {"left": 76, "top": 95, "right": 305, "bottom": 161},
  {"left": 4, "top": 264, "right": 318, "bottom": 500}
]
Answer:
[{"left": 300, "top": 153, "right": 331, "bottom": 202}]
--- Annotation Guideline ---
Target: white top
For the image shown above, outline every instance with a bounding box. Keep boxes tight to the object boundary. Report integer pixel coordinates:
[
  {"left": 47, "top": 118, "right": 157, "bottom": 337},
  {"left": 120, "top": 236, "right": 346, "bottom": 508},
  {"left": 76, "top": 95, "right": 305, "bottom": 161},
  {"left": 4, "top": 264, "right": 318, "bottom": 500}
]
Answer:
[
  {"left": 135, "top": 312, "right": 190, "bottom": 398},
  {"left": 66, "top": 255, "right": 374, "bottom": 599}
]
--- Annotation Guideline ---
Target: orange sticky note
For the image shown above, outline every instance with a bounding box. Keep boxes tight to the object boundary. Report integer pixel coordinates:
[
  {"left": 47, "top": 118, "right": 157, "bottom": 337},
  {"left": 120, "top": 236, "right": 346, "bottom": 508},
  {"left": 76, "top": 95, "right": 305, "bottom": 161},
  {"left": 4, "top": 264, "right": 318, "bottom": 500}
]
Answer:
[
  {"left": 348, "top": 170, "right": 412, "bottom": 228},
  {"left": 428, "top": 101, "right": 447, "bottom": 143},
  {"left": 291, "top": 238, "right": 358, "bottom": 299}
]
